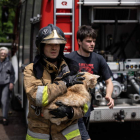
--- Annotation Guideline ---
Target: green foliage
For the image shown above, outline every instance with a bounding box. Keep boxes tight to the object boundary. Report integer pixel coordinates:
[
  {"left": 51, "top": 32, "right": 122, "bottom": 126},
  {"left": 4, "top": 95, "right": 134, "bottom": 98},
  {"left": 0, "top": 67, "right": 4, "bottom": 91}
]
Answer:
[{"left": 0, "top": 0, "right": 19, "bottom": 43}]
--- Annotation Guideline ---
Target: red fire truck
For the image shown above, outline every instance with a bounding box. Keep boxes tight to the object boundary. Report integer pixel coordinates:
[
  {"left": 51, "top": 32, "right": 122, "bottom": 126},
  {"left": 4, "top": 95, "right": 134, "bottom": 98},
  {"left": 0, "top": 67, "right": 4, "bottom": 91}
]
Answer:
[{"left": 12, "top": 0, "right": 140, "bottom": 138}]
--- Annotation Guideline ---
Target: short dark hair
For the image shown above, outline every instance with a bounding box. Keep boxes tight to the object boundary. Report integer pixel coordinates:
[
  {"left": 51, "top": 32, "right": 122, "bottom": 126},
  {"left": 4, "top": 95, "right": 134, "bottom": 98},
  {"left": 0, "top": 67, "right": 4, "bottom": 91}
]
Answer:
[{"left": 77, "top": 25, "right": 97, "bottom": 41}]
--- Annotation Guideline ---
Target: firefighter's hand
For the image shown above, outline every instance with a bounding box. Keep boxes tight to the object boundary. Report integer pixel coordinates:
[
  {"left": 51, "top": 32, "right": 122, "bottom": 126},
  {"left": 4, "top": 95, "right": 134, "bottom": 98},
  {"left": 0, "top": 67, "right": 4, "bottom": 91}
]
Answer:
[
  {"left": 49, "top": 102, "right": 74, "bottom": 119},
  {"left": 105, "top": 96, "right": 114, "bottom": 109},
  {"left": 63, "top": 72, "right": 85, "bottom": 87},
  {"left": 9, "top": 83, "right": 14, "bottom": 91}
]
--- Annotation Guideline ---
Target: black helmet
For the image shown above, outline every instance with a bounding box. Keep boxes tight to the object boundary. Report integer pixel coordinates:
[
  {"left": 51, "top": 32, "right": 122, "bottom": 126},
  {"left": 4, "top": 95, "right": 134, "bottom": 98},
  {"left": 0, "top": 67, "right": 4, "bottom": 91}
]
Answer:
[{"left": 35, "top": 24, "right": 67, "bottom": 49}]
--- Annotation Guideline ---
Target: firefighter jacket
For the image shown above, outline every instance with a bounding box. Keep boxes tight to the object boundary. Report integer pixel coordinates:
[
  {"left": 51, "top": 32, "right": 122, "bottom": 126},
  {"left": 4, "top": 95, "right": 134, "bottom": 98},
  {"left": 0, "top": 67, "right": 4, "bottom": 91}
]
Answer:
[{"left": 24, "top": 57, "right": 84, "bottom": 140}]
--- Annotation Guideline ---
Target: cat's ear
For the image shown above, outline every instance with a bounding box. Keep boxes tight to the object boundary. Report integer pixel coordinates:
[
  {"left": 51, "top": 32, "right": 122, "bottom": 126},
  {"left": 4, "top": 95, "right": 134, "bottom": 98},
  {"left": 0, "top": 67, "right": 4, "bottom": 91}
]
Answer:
[
  {"left": 89, "top": 74, "right": 100, "bottom": 80},
  {"left": 93, "top": 74, "right": 100, "bottom": 79}
]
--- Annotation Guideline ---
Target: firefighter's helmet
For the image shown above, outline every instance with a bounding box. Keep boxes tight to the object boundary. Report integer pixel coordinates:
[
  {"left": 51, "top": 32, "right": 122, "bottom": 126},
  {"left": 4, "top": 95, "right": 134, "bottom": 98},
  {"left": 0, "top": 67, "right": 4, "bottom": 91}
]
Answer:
[{"left": 35, "top": 24, "right": 67, "bottom": 49}]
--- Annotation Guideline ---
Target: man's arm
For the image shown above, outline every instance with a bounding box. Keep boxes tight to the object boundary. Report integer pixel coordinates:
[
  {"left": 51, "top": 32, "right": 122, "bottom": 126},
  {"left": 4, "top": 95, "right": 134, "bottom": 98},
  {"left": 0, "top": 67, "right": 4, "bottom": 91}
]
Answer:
[
  {"left": 105, "top": 78, "right": 114, "bottom": 109},
  {"left": 78, "top": 118, "right": 91, "bottom": 140},
  {"left": 24, "top": 64, "right": 67, "bottom": 107}
]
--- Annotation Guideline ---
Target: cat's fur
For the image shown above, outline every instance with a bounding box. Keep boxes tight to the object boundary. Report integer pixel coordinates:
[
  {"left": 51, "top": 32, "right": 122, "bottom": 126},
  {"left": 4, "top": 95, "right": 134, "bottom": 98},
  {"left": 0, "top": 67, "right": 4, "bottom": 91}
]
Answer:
[{"left": 42, "top": 72, "right": 99, "bottom": 125}]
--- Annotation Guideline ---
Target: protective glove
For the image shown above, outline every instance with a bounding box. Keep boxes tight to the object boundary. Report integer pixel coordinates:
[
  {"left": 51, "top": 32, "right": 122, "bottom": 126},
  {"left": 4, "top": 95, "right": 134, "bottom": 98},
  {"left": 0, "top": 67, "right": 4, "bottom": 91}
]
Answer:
[
  {"left": 63, "top": 72, "right": 85, "bottom": 87},
  {"left": 49, "top": 102, "right": 74, "bottom": 119}
]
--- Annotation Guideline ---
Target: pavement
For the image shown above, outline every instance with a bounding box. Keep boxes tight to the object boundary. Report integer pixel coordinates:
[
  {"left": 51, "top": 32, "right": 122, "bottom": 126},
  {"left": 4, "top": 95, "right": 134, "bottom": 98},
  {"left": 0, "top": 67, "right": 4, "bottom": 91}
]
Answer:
[{"left": 0, "top": 109, "right": 27, "bottom": 140}]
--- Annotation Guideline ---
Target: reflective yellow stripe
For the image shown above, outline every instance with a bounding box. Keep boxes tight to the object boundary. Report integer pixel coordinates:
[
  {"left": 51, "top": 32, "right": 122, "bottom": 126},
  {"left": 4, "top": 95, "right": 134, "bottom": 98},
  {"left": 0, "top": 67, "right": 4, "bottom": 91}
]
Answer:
[
  {"left": 27, "top": 129, "right": 50, "bottom": 140},
  {"left": 83, "top": 103, "right": 88, "bottom": 114},
  {"left": 26, "top": 134, "right": 47, "bottom": 140},
  {"left": 64, "top": 129, "right": 80, "bottom": 140},
  {"left": 42, "top": 86, "right": 48, "bottom": 106}
]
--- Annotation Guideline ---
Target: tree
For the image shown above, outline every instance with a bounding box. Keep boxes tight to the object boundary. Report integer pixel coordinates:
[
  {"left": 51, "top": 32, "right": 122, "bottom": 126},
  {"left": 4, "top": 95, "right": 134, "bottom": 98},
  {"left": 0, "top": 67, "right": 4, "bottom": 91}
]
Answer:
[{"left": 0, "top": 0, "right": 19, "bottom": 43}]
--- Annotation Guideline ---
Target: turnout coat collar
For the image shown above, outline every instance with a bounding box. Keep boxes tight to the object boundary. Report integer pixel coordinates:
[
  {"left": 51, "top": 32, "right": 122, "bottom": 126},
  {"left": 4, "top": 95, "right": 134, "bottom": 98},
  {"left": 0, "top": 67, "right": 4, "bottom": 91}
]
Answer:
[{"left": 33, "top": 55, "right": 79, "bottom": 79}]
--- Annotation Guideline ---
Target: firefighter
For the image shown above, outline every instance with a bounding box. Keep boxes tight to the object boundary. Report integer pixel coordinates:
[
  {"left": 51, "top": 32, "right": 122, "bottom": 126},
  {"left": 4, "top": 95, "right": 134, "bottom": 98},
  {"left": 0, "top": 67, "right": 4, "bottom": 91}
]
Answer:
[{"left": 24, "top": 24, "right": 86, "bottom": 140}]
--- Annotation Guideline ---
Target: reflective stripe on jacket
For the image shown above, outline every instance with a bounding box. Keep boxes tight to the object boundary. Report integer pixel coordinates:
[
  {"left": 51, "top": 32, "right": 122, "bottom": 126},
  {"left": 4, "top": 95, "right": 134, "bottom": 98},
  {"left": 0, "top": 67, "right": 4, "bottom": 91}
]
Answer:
[
  {"left": 83, "top": 101, "right": 91, "bottom": 114},
  {"left": 36, "top": 86, "right": 48, "bottom": 106},
  {"left": 26, "top": 129, "right": 50, "bottom": 140},
  {"left": 62, "top": 123, "right": 80, "bottom": 140}
]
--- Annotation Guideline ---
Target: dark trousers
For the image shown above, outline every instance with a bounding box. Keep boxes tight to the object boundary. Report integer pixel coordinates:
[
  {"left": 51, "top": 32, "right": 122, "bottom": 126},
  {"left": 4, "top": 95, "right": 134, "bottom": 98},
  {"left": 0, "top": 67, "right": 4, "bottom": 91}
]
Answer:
[{"left": 0, "top": 84, "right": 10, "bottom": 119}]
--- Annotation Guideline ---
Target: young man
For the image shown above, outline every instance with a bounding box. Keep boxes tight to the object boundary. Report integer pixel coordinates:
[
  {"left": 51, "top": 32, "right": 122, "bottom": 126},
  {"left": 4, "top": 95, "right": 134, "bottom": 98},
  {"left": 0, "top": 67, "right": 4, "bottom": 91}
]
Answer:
[
  {"left": 24, "top": 24, "right": 86, "bottom": 140},
  {"left": 0, "top": 47, "right": 15, "bottom": 125},
  {"left": 65, "top": 25, "right": 114, "bottom": 140}
]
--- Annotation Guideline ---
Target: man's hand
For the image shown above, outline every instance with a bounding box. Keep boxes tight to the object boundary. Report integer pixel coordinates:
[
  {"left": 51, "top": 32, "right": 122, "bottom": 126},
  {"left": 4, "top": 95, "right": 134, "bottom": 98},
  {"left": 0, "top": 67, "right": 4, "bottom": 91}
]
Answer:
[
  {"left": 9, "top": 83, "right": 14, "bottom": 91},
  {"left": 105, "top": 96, "right": 114, "bottom": 109}
]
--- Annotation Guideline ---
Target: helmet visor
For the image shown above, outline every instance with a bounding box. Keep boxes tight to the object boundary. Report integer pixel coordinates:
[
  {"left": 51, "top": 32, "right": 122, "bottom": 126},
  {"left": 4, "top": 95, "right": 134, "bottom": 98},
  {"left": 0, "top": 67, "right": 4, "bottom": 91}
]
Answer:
[
  {"left": 41, "top": 29, "right": 67, "bottom": 44},
  {"left": 41, "top": 39, "right": 67, "bottom": 44}
]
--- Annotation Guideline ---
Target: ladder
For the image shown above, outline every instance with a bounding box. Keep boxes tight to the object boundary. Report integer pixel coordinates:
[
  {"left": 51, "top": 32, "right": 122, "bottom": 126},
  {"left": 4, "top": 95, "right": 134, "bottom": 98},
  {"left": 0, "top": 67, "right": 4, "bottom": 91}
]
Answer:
[{"left": 54, "top": 0, "right": 75, "bottom": 53}]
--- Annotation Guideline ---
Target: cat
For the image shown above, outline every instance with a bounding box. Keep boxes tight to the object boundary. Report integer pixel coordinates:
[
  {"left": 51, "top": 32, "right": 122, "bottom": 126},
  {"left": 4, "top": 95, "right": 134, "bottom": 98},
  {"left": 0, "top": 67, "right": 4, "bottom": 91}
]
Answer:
[{"left": 42, "top": 72, "right": 99, "bottom": 125}]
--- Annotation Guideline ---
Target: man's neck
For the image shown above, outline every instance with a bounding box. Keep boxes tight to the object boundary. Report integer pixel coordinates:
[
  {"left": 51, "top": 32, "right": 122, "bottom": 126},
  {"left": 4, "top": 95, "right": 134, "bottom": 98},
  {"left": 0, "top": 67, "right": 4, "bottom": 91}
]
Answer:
[{"left": 77, "top": 49, "right": 90, "bottom": 57}]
